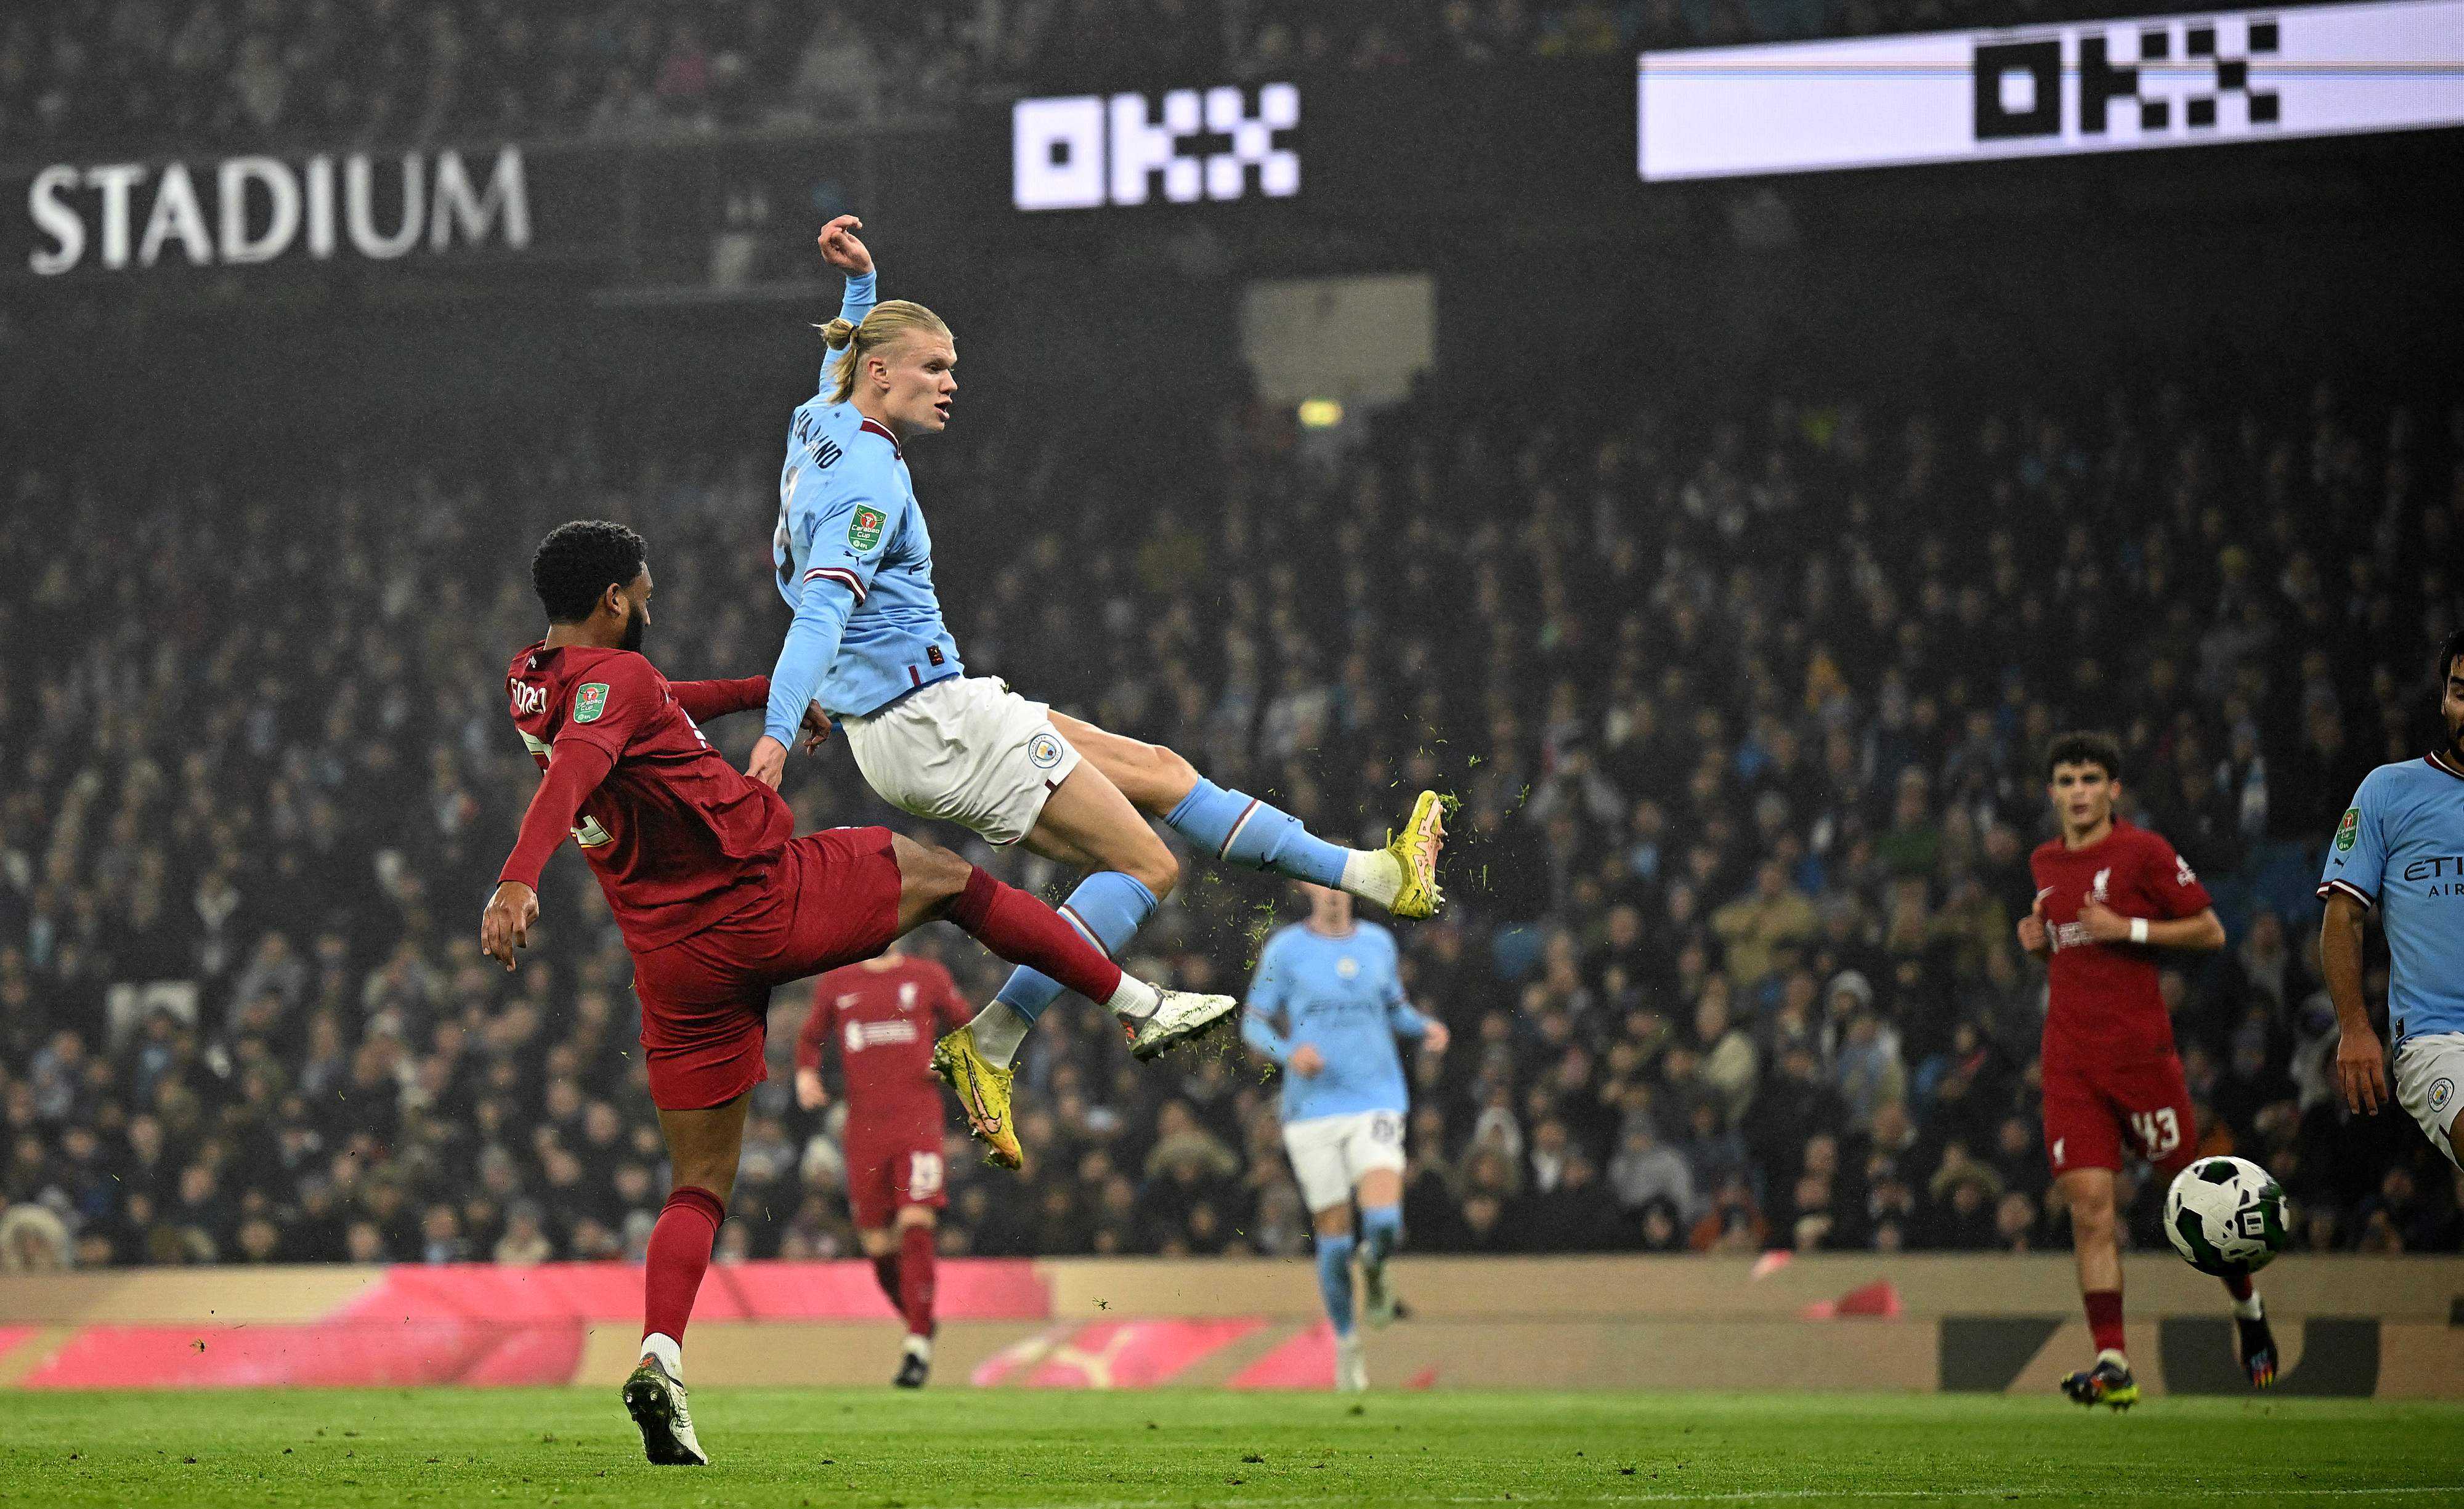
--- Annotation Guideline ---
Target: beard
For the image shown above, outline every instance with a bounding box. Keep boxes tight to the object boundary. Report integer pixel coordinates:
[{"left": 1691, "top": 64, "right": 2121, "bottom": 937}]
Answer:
[
  {"left": 620, "top": 602, "right": 647, "bottom": 653},
  {"left": 2448, "top": 709, "right": 2463, "bottom": 761}
]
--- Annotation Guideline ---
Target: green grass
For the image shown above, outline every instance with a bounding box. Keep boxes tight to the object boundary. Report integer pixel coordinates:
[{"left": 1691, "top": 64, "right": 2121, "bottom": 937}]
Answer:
[{"left": 2, "top": 1389, "right": 2457, "bottom": 1508}]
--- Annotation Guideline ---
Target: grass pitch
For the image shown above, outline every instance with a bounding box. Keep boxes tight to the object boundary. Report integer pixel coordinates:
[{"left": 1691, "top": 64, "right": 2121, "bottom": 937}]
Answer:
[{"left": 2, "top": 1388, "right": 2455, "bottom": 1508}]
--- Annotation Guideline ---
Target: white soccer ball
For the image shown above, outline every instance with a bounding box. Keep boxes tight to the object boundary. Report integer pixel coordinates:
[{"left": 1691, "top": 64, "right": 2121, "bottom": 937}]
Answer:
[{"left": 2163, "top": 1155, "right": 2289, "bottom": 1276}]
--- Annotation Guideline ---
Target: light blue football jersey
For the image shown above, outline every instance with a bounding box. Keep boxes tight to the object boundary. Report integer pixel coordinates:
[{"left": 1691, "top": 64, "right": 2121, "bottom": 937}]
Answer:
[
  {"left": 763, "top": 270, "right": 964, "bottom": 742},
  {"left": 1241, "top": 921, "right": 1432, "bottom": 1123},
  {"left": 2319, "top": 751, "right": 2464, "bottom": 1044}
]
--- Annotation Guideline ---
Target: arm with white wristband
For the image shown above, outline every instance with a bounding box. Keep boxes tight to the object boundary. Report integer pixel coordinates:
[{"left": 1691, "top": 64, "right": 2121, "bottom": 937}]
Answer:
[{"left": 2078, "top": 897, "right": 2223, "bottom": 952}]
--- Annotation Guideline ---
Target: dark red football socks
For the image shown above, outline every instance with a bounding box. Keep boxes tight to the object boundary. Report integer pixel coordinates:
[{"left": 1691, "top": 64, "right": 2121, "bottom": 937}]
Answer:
[
  {"left": 872, "top": 1252, "right": 902, "bottom": 1309},
  {"left": 898, "top": 1223, "right": 938, "bottom": 1339},
  {"left": 642, "top": 1186, "right": 726, "bottom": 1345},
  {"left": 946, "top": 867, "right": 1124, "bottom": 1004},
  {"left": 2222, "top": 1272, "right": 2255, "bottom": 1303},
  {"left": 2084, "top": 1289, "right": 2126, "bottom": 1356}
]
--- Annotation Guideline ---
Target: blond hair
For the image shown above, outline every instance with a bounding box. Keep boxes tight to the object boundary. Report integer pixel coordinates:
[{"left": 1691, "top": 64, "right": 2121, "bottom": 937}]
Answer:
[{"left": 819, "top": 300, "right": 952, "bottom": 404}]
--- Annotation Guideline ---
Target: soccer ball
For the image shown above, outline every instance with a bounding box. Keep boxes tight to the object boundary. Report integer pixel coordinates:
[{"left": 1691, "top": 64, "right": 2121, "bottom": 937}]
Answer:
[{"left": 2163, "top": 1155, "right": 2289, "bottom": 1276}]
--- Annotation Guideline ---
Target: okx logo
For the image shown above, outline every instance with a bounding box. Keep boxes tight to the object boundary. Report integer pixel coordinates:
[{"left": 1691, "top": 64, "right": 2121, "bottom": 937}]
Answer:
[
  {"left": 1013, "top": 84, "right": 1299, "bottom": 211},
  {"left": 1974, "top": 14, "right": 2280, "bottom": 140}
]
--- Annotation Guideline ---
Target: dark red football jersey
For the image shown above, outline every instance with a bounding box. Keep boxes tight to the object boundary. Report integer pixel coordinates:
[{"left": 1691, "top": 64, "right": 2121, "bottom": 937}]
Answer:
[
  {"left": 798, "top": 955, "right": 972, "bottom": 1134},
  {"left": 506, "top": 641, "right": 794, "bottom": 950},
  {"left": 2029, "top": 820, "right": 2213, "bottom": 1069}
]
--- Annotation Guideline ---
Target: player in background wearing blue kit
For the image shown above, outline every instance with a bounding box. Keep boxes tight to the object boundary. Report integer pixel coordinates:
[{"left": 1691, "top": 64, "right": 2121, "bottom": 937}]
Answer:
[
  {"left": 1242, "top": 883, "right": 1450, "bottom": 1392},
  {"left": 2322, "top": 628, "right": 2464, "bottom": 1170},
  {"left": 747, "top": 219, "right": 1446, "bottom": 1173}
]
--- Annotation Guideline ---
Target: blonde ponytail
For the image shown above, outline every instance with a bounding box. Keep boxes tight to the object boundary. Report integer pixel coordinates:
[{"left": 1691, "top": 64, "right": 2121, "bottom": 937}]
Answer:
[{"left": 820, "top": 300, "right": 951, "bottom": 405}]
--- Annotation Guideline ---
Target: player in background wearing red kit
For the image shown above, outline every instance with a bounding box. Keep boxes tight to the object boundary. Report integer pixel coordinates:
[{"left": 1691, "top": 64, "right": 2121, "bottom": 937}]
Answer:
[
  {"left": 2016, "top": 730, "right": 2276, "bottom": 1410},
  {"left": 480, "top": 520, "right": 1230, "bottom": 1465},
  {"left": 795, "top": 943, "right": 970, "bottom": 1387}
]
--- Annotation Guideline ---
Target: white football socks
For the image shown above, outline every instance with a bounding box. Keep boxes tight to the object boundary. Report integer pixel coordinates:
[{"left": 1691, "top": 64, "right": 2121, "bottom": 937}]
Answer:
[
  {"left": 2233, "top": 1292, "right": 2265, "bottom": 1321},
  {"left": 1107, "top": 976, "right": 1161, "bottom": 1022},
  {"left": 970, "top": 981, "right": 1157, "bottom": 1070},
  {"left": 1340, "top": 848, "right": 1406, "bottom": 910},
  {"left": 903, "top": 1334, "right": 933, "bottom": 1362},
  {"left": 640, "top": 1332, "right": 683, "bottom": 1382},
  {"left": 968, "top": 1001, "right": 1031, "bottom": 1067}
]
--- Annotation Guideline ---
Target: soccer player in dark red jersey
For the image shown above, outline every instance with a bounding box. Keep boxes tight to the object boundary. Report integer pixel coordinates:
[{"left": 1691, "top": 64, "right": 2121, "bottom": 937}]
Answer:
[
  {"left": 2016, "top": 730, "right": 2274, "bottom": 1409},
  {"left": 795, "top": 944, "right": 970, "bottom": 1386},
  {"left": 481, "top": 520, "right": 1229, "bottom": 1465}
]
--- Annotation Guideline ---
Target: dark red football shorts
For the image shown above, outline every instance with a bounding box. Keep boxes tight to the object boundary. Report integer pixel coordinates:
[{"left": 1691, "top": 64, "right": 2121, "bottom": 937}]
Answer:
[
  {"left": 2041, "top": 1051, "right": 2199, "bottom": 1179},
  {"left": 843, "top": 1131, "right": 950, "bottom": 1230},
  {"left": 631, "top": 827, "right": 904, "bottom": 1112}
]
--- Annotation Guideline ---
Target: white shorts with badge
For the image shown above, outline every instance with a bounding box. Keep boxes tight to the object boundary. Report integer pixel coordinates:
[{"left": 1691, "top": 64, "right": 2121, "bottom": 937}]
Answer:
[
  {"left": 2393, "top": 1032, "right": 2464, "bottom": 1171},
  {"left": 1281, "top": 1109, "right": 1408, "bottom": 1214},
  {"left": 841, "top": 676, "right": 1082, "bottom": 847}
]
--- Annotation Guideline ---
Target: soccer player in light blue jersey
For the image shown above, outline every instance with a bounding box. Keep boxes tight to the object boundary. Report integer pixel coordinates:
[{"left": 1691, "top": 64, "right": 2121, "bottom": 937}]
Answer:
[
  {"left": 747, "top": 219, "right": 1446, "bottom": 1172},
  {"left": 2321, "top": 628, "right": 2464, "bottom": 1171},
  {"left": 1243, "top": 883, "right": 1449, "bottom": 1392}
]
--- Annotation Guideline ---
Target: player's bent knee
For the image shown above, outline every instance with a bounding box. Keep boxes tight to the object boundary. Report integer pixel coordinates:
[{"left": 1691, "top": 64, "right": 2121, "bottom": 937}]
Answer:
[
  {"left": 1135, "top": 839, "right": 1182, "bottom": 902},
  {"left": 891, "top": 835, "right": 973, "bottom": 912},
  {"left": 894, "top": 1204, "right": 938, "bottom": 1230},
  {"left": 1143, "top": 742, "right": 1200, "bottom": 807}
]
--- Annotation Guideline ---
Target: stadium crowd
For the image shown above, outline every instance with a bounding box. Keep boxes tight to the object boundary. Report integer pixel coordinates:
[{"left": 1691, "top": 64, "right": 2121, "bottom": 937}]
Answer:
[
  {"left": 2, "top": 350, "right": 2461, "bottom": 1274},
  {"left": 0, "top": 0, "right": 2324, "bottom": 157}
]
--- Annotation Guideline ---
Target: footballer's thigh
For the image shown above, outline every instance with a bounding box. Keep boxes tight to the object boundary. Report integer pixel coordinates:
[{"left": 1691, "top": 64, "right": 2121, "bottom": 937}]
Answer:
[
  {"left": 1284, "top": 1113, "right": 1366, "bottom": 1224},
  {"left": 1022, "top": 760, "right": 1181, "bottom": 900},
  {"left": 2393, "top": 1032, "right": 2464, "bottom": 1171},
  {"left": 1047, "top": 711, "right": 1201, "bottom": 814}
]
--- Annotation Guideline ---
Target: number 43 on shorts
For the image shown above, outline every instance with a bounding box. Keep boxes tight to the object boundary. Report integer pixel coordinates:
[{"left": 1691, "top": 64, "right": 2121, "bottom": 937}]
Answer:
[{"left": 2130, "top": 1107, "right": 2181, "bottom": 1159}]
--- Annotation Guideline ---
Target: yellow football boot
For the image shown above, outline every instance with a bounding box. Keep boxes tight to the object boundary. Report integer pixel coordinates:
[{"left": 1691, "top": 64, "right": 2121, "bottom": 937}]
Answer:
[
  {"left": 930, "top": 1026, "right": 1023, "bottom": 1170},
  {"left": 1382, "top": 790, "right": 1449, "bottom": 920}
]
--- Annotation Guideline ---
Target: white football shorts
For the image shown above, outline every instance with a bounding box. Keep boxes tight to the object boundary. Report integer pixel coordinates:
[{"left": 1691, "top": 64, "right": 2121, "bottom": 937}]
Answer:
[
  {"left": 2392, "top": 1031, "right": 2464, "bottom": 1171},
  {"left": 840, "top": 676, "right": 1082, "bottom": 847},
  {"left": 1281, "top": 1109, "right": 1407, "bottom": 1214}
]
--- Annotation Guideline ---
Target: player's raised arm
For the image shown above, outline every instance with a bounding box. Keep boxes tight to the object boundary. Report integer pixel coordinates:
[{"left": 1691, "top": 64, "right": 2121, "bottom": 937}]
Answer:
[{"left": 813, "top": 215, "right": 878, "bottom": 392}]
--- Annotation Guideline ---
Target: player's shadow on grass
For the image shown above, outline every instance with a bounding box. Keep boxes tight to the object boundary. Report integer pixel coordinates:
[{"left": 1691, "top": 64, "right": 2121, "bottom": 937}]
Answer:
[{"left": 2158, "top": 1317, "right": 2378, "bottom": 1396}]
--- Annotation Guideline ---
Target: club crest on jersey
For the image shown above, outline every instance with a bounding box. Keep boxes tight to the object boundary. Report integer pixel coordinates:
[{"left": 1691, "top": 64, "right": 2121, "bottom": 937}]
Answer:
[
  {"left": 1337, "top": 956, "right": 1360, "bottom": 979},
  {"left": 2091, "top": 868, "right": 2111, "bottom": 903},
  {"left": 2335, "top": 807, "right": 2359, "bottom": 852},
  {"left": 1027, "top": 731, "right": 1063, "bottom": 770},
  {"left": 574, "top": 682, "right": 609, "bottom": 723},
  {"left": 848, "top": 506, "right": 886, "bottom": 552}
]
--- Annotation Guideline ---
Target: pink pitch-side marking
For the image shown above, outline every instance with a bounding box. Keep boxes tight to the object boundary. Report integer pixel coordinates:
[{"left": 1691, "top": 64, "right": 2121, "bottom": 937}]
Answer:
[{"left": 17, "top": 1260, "right": 1052, "bottom": 1389}]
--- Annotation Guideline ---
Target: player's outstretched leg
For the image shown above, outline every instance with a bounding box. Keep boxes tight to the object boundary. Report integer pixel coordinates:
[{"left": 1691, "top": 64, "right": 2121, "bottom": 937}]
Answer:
[
  {"left": 625, "top": 1092, "right": 748, "bottom": 1465},
  {"left": 959, "top": 763, "right": 1238, "bottom": 1086},
  {"left": 2056, "top": 1168, "right": 2139, "bottom": 1410},
  {"left": 887, "top": 835, "right": 1230, "bottom": 1170},
  {"left": 1055, "top": 713, "right": 1448, "bottom": 920}
]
